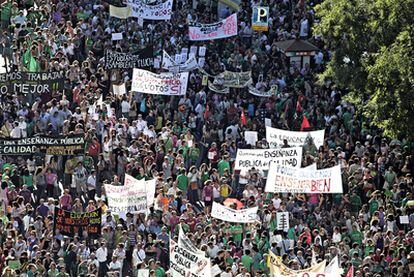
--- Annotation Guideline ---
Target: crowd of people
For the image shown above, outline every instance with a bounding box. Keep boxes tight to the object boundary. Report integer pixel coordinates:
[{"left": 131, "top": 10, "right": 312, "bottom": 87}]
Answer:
[{"left": 0, "top": 0, "right": 414, "bottom": 276}]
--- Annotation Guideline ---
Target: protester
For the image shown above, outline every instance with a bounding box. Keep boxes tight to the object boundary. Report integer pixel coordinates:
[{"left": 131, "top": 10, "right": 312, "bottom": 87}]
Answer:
[{"left": 0, "top": 0, "right": 413, "bottom": 276}]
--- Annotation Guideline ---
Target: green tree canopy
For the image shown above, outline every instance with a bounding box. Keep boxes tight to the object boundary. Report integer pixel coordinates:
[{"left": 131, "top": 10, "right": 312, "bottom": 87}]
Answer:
[{"left": 314, "top": 0, "right": 414, "bottom": 138}]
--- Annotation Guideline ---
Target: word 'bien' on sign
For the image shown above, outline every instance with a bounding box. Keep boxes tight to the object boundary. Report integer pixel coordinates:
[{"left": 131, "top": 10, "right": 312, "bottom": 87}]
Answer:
[{"left": 265, "top": 164, "right": 343, "bottom": 194}]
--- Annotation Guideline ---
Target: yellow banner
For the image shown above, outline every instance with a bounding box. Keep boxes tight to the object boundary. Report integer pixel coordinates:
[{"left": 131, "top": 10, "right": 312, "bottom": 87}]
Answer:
[
  {"left": 268, "top": 251, "right": 326, "bottom": 276},
  {"left": 109, "top": 5, "right": 132, "bottom": 19}
]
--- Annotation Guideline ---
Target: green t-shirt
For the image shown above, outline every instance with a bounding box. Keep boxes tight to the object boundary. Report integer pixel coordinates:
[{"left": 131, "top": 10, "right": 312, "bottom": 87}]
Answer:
[
  {"left": 241, "top": 255, "right": 253, "bottom": 272},
  {"left": 155, "top": 267, "right": 166, "bottom": 277},
  {"left": 350, "top": 230, "right": 363, "bottom": 245},
  {"left": 0, "top": 2, "right": 12, "bottom": 21},
  {"left": 22, "top": 175, "right": 34, "bottom": 187},
  {"left": 189, "top": 147, "right": 200, "bottom": 162},
  {"left": 176, "top": 174, "right": 188, "bottom": 191},
  {"left": 369, "top": 199, "right": 379, "bottom": 215},
  {"left": 350, "top": 195, "right": 362, "bottom": 212},
  {"left": 231, "top": 225, "right": 243, "bottom": 242},
  {"left": 218, "top": 160, "right": 230, "bottom": 176}
]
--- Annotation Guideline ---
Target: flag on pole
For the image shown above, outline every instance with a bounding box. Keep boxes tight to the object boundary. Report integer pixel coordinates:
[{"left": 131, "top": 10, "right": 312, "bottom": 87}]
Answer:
[
  {"left": 241, "top": 110, "right": 247, "bottom": 126},
  {"left": 345, "top": 265, "right": 354, "bottom": 277},
  {"left": 301, "top": 115, "right": 311, "bottom": 131},
  {"left": 204, "top": 104, "right": 210, "bottom": 120}
]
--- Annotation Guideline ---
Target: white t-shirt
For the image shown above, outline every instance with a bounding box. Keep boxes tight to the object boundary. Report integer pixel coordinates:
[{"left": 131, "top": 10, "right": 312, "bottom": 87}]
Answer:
[{"left": 121, "top": 100, "right": 130, "bottom": 113}]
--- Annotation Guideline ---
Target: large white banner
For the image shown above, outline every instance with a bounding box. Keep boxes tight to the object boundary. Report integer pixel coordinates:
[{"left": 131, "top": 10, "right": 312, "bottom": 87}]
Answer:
[
  {"left": 132, "top": 69, "right": 189, "bottom": 95},
  {"left": 265, "top": 165, "right": 343, "bottom": 194},
  {"left": 127, "top": 0, "right": 173, "bottom": 20},
  {"left": 170, "top": 239, "right": 211, "bottom": 277},
  {"left": 266, "top": 126, "right": 325, "bottom": 149},
  {"left": 105, "top": 175, "right": 156, "bottom": 214},
  {"left": 211, "top": 202, "right": 258, "bottom": 223},
  {"left": 162, "top": 51, "right": 199, "bottom": 72},
  {"left": 234, "top": 147, "right": 303, "bottom": 170},
  {"left": 189, "top": 14, "right": 238, "bottom": 41},
  {"left": 124, "top": 174, "right": 156, "bottom": 208}
]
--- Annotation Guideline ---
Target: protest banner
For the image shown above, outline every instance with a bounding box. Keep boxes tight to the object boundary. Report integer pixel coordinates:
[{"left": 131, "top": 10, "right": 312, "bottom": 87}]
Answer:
[
  {"left": 127, "top": 0, "right": 173, "bottom": 20},
  {"left": 252, "top": 6, "right": 269, "bottom": 31},
  {"left": 109, "top": 5, "right": 132, "bottom": 19},
  {"left": 268, "top": 251, "right": 326, "bottom": 276},
  {"left": 104, "top": 47, "right": 154, "bottom": 70},
  {"left": 111, "top": 32, "right": 123, "bottom": 40},
  {"left": 178, "top": 227, "right": 204, "bottom": 254},
  {"left": 304, "top": 163, "right": 317, "bottom": 170},
  {"left": 276, "top": 212, "right": 289, "bottom": 232},
  {"left": 266, "top": 126, "right": 325, "bottom": 149},
  {"left": 53, "top": 207, "right": 102, "bottom": 237},
  {"left": 213, "top": 70, "right": 252, "bottom": 88},
  {"left": 244, "top": 131, "right": 258, "bottom": 146},
  {"left": 105, "top": 175, "right": 156, "bottom": 214},
  {"left": 265, "top": 164, "right": 343, "bottom": 194},
  {"left": 124, "top": 174, "right": 156, "bottom": 208},
  {"left": 132, "top": 69, "right": 189, "bottom": 96},
  {"left": 248, "top": 85, "right": 276, "bottom": 97},
  {"left": 0, "top": 71, "right": 65, "bottom": 95},
  {"left": 211, "top": 202, "right": 258, "bottom": 223},
  {"left": 169, "top": 239, "right": 211, "bottom": 277},
  {"left": 208, "top": 81, "right": 229, "bottom": 94},
  {"left": 189, "top": 14, "right": 238, "bottom": 41},
  {"left": 162, "top": 50, "right": 199, "bottom": 72},
  {"left": 113, "top": 83, "right": 126, "bottom": 95},
  {"left": 234, "top": 147, "right": 302, "bottom": 171},
  {"left": 0, "top": 135, "right": 85, "bottom": 155}
]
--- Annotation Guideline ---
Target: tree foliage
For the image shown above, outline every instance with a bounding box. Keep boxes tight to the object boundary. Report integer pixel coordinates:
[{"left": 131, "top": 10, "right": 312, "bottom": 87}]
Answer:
[{"left": 314, "top": 0, "right": 414, "bottom": 138}]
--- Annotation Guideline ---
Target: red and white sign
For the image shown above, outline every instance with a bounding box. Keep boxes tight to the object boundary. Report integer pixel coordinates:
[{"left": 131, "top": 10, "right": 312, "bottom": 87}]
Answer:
[
  {"left": 132, "top": 69, "right": 189, "bottom": 95},
  {"left": 189, "top": 14, "right": 238, "bottom": 41},
  {"left": 265, "top": 165, "right": 343, "bottom": 194}
]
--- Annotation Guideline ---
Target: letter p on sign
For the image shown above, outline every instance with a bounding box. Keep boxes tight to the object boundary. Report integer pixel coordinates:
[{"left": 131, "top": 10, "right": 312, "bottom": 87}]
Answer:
[{"left": 252, "top": 6, "right": 269, "bottom": 31}]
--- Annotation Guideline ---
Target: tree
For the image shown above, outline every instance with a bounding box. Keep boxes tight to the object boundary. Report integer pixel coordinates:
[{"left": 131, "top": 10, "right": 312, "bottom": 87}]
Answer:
[
  {"left": 314, "top": 0, "right": 414, "bottom": 138},
  {"left": 365, "top": 29, "right": 414, "bottom": 139}
]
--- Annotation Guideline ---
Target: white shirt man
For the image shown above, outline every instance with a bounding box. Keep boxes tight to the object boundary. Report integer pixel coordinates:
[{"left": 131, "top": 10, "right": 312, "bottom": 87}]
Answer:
[{"left": 132, "top": 244, "right": 146, "bottom": 268}]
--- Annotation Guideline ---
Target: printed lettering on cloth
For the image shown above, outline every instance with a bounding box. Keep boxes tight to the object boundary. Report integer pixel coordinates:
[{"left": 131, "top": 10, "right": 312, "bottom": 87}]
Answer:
[
  {"left": 169, "top": 239, "right": 211, "bottom": 277},
  {"left": 211, "top": 202, "right": 258, "bottom": 223},
  {"left": 104, "top": 47, "right": 154, "bottom": 69},
  {"left": 109, "top": 5, "right": 132, "bottom": 19},
  {"left": 234, "top": 147, "right": 303, "bottom": 170},
  {"left": 0, "top": 135, "right": 85, "bottom": 155},
  {"left": 105, "top": 175, "right": 156, "bottom": 214},
  {"left": 268, "top": 251, "right": 326, "bottom": 276},
  {"left": 248, "top": 85, "right": 276, "bottom": 97},
  {"left": 265, "top": 165, "right": 343, "bottom": 194},
  {"left": 124, "top": 174, "right": 156, "bottom": 208},
  {"left": 127, "top": 0, "right": 173, "bottom": 20},
  {"left": 266, "top": 126, "right": 325, "bottom": 149},
  {"left": 0, "top": 71, "right": 65, "bottom": 95},
  {"left": 132, "top": 69, "right": 189, "bottom": 95},
  {"left": 213, "top": 70, "right": 252, "bottom": 88},
  {"left": 53, "top": 207, "right": 102, "bottom": 238},
  {"left": 189, "top": 14, "right": 238, "bottom": 41},
  {"left": 208, "top": 81, "right": 229, "bottom": 94},
  {"left": 162, "top": 50, "right": 199, "bottom": 72}
]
